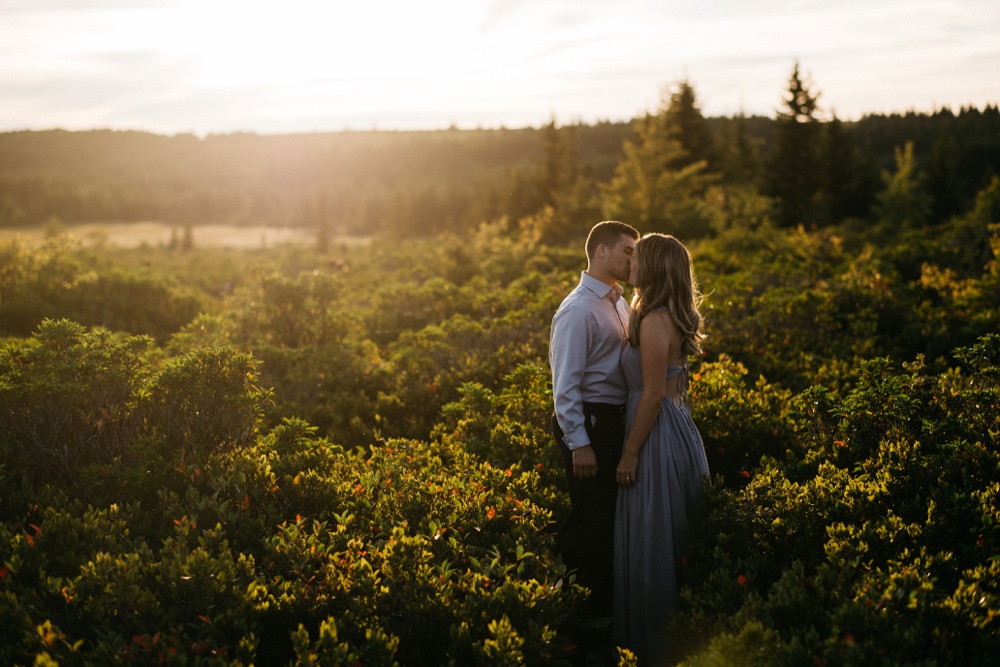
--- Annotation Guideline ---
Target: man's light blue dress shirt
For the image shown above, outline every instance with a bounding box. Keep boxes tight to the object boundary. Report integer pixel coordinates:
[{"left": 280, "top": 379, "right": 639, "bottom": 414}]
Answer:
[{"left": 549, "top": 271, "right": 630, "bottom": 450}]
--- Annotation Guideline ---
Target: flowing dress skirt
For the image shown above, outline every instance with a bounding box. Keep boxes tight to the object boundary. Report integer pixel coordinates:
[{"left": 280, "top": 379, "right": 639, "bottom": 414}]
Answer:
[{"left": 614, "top": 344, "right": 710, "bottom": 665}]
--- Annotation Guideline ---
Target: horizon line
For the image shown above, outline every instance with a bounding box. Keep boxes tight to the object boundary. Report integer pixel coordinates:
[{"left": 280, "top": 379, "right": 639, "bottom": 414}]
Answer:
[{"left": 4, "top": 101, "right": 1000, "bottom": 139}]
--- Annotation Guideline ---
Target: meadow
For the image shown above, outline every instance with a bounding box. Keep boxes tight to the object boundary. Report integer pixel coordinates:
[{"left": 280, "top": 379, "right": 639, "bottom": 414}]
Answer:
[{"left": 2, "top": 196, "right": 998, "bottom": 665}]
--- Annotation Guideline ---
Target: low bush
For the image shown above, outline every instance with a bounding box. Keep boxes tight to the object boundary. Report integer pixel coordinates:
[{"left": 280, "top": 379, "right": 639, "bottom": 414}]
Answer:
[
  {"left": 673, "top": 335, "right": 1000, "bottom": 665},
  {"left": 0, "top": 330, "right": 581, "bottom": 665}
]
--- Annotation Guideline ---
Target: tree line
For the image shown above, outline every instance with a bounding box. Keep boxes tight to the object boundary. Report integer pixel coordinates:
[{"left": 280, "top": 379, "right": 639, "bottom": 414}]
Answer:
[{"left": 1, "top": 64, "right": 997, "bottom": 241}]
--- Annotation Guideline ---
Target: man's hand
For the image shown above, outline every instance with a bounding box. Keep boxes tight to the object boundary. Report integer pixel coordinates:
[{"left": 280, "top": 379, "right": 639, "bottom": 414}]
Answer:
[{"left": 572, "top": 445, "right": 599, "bottom": 479}]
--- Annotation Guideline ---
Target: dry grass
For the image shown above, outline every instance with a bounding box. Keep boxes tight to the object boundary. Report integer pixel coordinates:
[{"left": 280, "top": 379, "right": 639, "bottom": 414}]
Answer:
[{"left": 0, "top": 221, "right": 371, "bottom": 249}]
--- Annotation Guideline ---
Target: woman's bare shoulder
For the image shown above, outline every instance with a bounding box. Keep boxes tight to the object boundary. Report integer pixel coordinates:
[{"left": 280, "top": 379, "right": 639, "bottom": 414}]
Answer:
[{"left": 640, "top": 308, "right": 679, "bottom": 332}]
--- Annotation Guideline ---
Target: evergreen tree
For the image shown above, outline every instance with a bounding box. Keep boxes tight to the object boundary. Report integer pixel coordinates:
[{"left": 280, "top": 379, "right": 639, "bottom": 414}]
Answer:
[
  {"left": 601, "top": 83, "right": 713, "bottom": 237},
  {"left": 818, "top": 113, "right": 863, "bottom": 223},
  {"left": 539, "top": 118, "right": 577, "bottom": 208},
  {"left": 665, "top": 80, "right": 714, "bottom": 170},
  {"left": 501, "top": 118, "right": 603, "bottom": 241},
  {"left": 874, "top": 141, "right": 932, "bottom": 229},
  {"left": 927, "top": 133, "right": 964, "bottom": 223},
  {"left": 717, "top": 111, "right": 761, "bottom": 187},
  {"left": 531, "top": 120, "right": 604, "bottom": 243},
  {"left": 767, "top": 62, "right": 823, "bottom": 226}
]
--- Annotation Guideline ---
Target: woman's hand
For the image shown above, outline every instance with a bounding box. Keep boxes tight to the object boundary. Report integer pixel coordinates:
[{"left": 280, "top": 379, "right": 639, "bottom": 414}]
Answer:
[{"left": 616, "top": 452, "right": 638, "bottom": 487}]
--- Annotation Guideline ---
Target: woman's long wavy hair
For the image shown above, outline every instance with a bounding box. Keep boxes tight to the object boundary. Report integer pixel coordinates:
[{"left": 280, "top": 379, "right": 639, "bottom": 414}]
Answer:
[{"left": 627, "top": 233, "right": 705, "bottom": 357}]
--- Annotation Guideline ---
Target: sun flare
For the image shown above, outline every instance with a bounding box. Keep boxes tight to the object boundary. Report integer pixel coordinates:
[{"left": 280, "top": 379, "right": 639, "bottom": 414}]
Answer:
[{"left": 0, "top": 0, "right": 997, "bottom": 133}]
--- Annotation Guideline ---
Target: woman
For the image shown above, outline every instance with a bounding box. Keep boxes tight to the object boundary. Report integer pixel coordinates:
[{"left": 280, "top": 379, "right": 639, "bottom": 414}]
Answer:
[{"left": 613, "top": 233, "right": 710, "bottom": 665}]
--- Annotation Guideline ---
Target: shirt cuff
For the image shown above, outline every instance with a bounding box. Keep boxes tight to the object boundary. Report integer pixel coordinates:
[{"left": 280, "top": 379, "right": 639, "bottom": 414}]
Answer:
[{"left": 562, "top": 428, "right": 591, "bottom": 450}]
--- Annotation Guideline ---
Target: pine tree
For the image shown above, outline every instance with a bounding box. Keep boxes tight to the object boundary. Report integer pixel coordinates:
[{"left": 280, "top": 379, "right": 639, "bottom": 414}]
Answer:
[
  {"left": 538, "top": 118, "right": 577, "bottom": 208},
  {"left": 927, "top": 133, "right": 964, "bottom": 223},
  {"left": 717, "top": 111, "right": 762, "bottom": 187},
  {"left": 601, "top": 83, "right": 713, "bottom": 237},
  {"left": 874, "top": 141, "right": 932, "bottom": 229},
  {"left": 502, "top": 118, "right": 604, "bottom": 242},
  {"left": 533, "top": 120, "right": 603, "bottom": 243},
  {"left": 665, "top": 80, "right": 714, "bottom": 170},
  {"left": 767, "top": 62, "right": 823, "bottom": 226},
  {"left": 818, "top": 113, "right": 862, "bottom": 223}
]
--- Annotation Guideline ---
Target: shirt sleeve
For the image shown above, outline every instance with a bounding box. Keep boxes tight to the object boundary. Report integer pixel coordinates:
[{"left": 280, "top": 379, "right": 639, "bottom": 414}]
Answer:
[{"left": 550, "top": 303, "right": 592, "bottom": 449}]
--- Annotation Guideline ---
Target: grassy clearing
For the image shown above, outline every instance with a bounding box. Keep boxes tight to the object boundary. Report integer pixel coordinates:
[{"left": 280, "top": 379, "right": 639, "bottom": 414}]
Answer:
[{"left": 0, "top": 221, "right": 371, "bottom": 249}]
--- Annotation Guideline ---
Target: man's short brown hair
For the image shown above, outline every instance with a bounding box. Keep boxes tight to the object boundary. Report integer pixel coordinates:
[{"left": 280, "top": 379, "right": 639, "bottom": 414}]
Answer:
[{"left": 585, "top": 220, "right": 639, "bottom": 259}]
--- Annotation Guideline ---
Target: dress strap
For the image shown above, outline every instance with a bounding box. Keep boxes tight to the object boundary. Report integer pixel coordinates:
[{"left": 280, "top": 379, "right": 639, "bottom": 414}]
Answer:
[{"left": 666, "top": 364, "right": 689, "bottom": 404}]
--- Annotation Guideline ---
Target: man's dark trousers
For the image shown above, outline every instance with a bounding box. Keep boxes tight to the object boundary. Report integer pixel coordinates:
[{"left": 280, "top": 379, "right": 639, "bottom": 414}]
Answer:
[{"left": 553, "top": 401, "right": 626, "bottom": 618}]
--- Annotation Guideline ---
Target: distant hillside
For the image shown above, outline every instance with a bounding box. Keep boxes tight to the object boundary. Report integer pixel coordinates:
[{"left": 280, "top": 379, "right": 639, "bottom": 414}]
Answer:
[
  {"left": 1, "top": 106, "right": 997, "bottom": 235},
  {"left": 0, "top": 124, "right": 632, "bottom": 234}
]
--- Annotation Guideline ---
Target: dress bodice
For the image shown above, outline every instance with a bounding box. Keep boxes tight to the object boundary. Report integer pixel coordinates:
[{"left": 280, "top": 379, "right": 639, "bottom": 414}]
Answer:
[{"left": 621, "top": 343, "right": 689, "bottom": 397}]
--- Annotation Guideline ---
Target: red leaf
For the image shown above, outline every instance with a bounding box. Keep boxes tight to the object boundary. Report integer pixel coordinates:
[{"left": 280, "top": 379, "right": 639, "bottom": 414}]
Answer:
[{"left": 737, "top": 574, "right": 747, "bottom": 587}]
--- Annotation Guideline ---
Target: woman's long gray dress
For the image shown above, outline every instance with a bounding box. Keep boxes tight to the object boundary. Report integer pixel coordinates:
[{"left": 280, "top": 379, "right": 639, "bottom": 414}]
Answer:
[{"left": 613, "top": 343, "right": 710, "bottom": 665}]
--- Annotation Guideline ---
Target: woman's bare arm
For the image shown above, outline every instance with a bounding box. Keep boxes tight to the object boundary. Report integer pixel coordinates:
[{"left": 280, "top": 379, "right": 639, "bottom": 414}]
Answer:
[{"left": 615, "top": 310, "right": 680, "bottom": 486}]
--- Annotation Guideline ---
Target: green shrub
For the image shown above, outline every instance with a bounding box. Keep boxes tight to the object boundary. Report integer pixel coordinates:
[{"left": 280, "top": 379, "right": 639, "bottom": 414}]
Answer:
[
  {"left": 142, "top": 345, "right": 271, "bottom": 459},
  {"left": 675, "top": 336, "right": 1000, "bottom": 665},
  {"left": 0, "top": 319, "right": 151, "bottom": 492}
]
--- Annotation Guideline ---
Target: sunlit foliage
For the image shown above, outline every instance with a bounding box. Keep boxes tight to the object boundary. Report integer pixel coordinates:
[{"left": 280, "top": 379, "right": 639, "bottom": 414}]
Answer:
[{"left": 2, "top": 83, "right": 1000, "bottom": 664}]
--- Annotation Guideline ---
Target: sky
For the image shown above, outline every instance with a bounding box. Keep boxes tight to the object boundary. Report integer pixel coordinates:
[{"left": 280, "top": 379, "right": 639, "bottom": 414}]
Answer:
[{"left": 1, "top": 0, "right": 998, "bottom": 135}]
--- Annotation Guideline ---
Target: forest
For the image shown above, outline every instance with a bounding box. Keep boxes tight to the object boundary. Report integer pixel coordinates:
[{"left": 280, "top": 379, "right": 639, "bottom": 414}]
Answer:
[{"left": 1, "top": 66, "right": 999, "bottom": 665}]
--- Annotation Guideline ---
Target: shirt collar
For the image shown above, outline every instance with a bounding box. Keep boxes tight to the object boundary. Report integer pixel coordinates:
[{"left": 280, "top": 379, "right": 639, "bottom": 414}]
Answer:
[{"left": 581, "top": 271, "right": 624, "bottom": 303}]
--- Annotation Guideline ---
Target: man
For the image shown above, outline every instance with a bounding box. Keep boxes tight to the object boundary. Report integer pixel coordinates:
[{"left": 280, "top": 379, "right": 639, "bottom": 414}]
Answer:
[{"left": 549, "top": 220, "right": 639, "bottom": 620}]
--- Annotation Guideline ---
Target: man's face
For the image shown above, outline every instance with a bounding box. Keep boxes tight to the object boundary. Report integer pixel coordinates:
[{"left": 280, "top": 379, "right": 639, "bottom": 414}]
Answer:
[{"left": 606, "top": 235, "right": 636, "bottom": 283}]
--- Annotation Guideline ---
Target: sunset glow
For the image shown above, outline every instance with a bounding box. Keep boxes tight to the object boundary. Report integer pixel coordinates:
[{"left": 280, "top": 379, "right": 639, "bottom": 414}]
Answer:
[{"left": 1, "top": 0, "right": 997, "bottom": 133}]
